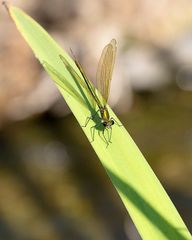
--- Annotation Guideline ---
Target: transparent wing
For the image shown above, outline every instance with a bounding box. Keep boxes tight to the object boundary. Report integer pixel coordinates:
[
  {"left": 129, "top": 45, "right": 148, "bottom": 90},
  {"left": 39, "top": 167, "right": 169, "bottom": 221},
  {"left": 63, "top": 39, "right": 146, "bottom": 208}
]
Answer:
[
  {"left": 43, "top": 61, "right": 86, "bottom": 108},
  {"left": 96, "top": 39, "right": 117, "bottom": 105},
  {"left": 59, "top": 55, "right": 99, "bottom": 110}
]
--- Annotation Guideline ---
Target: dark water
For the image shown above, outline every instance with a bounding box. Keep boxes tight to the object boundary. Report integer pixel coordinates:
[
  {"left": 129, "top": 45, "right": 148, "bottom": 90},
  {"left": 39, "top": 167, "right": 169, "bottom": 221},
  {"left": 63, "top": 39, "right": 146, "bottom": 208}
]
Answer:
[{"left": 0, "top": 88, "right": 191, "bottom": 240}]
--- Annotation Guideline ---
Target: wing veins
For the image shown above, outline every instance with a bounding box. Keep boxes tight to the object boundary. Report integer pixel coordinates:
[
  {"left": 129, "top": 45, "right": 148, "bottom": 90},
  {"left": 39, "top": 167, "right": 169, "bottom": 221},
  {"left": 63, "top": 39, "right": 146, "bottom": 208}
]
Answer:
[{"left": 96, "top": 39, "right": 117, "bottom": 105}]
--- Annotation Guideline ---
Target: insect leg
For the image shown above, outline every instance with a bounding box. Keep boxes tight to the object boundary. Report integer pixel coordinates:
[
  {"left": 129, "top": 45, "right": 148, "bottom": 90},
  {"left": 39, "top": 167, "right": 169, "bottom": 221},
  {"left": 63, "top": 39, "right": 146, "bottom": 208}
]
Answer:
[
  {"left": 108, "top": 127, "right": 112, "bottom": 143},
  {"left": 90, "top": 125, "right": 96, "bottom": 142},
  {"left": 82, "top": 109, "right": 100, "bottom": 127},
  {"left": 90, "top": 121, "right": 102, "bottom": 143},
  {"left": 102, "top": 128, "right": 109, "bottom": 147},
  {"left": 82, "top": 116, "right": 92, "bottom": 127}
]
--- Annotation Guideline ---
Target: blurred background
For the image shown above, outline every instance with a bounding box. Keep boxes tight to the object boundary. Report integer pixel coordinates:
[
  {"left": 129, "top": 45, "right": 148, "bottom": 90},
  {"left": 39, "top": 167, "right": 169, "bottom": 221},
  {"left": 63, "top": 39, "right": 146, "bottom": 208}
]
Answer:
[{"left": 0, "top": 0, "right": 192, "bottom": 239}]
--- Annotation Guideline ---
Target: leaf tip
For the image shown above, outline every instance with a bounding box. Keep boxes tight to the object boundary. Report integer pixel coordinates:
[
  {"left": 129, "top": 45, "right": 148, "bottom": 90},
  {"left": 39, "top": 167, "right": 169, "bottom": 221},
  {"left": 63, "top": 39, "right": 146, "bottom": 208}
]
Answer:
[{"left": 2, "top": 1, "right": 10, "bottom": 14}]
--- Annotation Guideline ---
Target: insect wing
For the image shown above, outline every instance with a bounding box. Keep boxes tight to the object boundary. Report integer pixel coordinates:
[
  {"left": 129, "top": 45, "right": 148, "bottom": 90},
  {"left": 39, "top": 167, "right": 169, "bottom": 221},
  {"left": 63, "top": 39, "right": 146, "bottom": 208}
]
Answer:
[
  {"left": 96, "top": 39, "right": 117, "bottom": 105},
  {"left": 43, "top": 61, "right": 86, "bottom": 107},
  {"left": 59, "top": 54, "right": 98, "bottom": 110}
]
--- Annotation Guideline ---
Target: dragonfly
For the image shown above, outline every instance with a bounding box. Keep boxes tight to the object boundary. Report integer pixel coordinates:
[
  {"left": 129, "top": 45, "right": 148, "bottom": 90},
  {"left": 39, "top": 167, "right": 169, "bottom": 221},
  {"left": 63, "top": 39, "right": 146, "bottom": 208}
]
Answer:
[{"left": 44, "top": 39, "right": 121, "bottom": 146}]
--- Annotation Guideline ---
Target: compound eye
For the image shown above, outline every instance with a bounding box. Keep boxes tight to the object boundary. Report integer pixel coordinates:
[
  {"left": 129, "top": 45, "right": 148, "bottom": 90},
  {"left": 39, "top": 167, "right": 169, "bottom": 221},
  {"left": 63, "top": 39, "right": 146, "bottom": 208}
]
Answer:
[
  {"left": 111, "top": 120, "right": 115, "bottom": 125},
  {"left": 103, "top": 122, "right": 107, "bottom": 127}
]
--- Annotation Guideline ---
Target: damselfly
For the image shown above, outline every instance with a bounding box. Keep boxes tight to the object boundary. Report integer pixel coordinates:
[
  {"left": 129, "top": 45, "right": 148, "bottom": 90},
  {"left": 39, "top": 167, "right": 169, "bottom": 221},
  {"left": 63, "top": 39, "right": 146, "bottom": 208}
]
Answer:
[
  {"left": 60, "top": 39, "right": 121, "bottom": 145},
  {"left": 44, "top": 39, "right": 121, "bottom": 146}
]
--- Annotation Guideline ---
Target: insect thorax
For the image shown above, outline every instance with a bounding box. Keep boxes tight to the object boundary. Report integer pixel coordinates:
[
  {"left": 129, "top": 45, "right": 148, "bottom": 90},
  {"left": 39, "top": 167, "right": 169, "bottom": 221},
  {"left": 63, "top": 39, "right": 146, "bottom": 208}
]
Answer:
[{"left": 99, "top": 106, "right": 114, "bottom": 128}]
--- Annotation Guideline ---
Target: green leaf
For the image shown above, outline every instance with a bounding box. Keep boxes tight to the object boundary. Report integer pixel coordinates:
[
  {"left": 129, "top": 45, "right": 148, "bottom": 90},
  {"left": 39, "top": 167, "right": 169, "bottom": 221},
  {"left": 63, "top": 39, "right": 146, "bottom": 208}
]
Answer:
[{"left": 7, "top": 4, "right": 192, "bottom": 240}]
